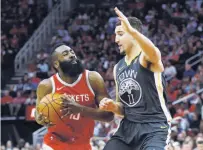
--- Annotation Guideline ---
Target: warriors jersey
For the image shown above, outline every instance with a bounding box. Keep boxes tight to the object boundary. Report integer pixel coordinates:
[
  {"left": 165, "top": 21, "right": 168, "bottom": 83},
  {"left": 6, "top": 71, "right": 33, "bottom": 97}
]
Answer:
[{"left": 115, "top": 55, "right": 172, "bottom": 123}]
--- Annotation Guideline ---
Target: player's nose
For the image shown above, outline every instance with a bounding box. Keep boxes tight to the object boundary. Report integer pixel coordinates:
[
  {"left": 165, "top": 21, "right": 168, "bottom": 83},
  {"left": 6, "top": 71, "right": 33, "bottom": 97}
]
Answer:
[
  {"left": 69, "top": 55, "right": 76, "bottom": 60},
  {"left": 115, "top": 36, "right": 119, "bottom": 44}
]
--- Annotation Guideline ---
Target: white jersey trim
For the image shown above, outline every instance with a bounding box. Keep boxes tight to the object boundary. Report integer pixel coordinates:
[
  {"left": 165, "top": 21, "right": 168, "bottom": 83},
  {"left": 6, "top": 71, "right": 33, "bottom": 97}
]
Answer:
[
  {"left": 42, "top": 144, "right": 54, "bottom": 150},
  {"left": 113, "top": 64, "right": 120, "bottom": 102},
  {"left": 154, "top": 72, "right": 172, "bottom": 149},
  {"left": 56, "top": 73, "right": 83, "bottom": 87},
  {"left": 86, "top": 70, "right": 95, "bottom": 96},
  {"left": 50, "top": 77, "right": 55, "bottom": 94},
  {"left": 154, "top": 72, "right": 172, "bottom": 122}
]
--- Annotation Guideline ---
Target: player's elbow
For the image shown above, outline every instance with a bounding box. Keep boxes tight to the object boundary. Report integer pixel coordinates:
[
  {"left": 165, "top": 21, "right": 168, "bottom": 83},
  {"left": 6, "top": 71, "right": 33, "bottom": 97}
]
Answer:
[{"left": 148, "top": 49, "right": 161, "bottom": 63}]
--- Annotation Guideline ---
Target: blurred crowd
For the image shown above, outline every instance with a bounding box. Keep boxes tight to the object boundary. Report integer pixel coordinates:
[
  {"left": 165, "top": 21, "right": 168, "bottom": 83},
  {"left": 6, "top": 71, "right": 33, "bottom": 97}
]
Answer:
[
  {"left": 1, "top": 140, "right": 41, "bottom": 150},
  {"left": 1, "top": 0, "right": 203, "bottom": 150},
  {"left": 1, "top": 0, "right": 48, "bottom": 89}
]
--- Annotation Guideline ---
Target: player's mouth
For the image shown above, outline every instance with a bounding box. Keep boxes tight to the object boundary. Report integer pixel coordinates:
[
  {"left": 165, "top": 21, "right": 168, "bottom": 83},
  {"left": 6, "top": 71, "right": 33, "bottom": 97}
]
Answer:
[
  {"left": 71, "top": 59, "right": 77, "bottom": 64},
  {"left": 118, "top": 44, "right": 122, "bottom": 50}
]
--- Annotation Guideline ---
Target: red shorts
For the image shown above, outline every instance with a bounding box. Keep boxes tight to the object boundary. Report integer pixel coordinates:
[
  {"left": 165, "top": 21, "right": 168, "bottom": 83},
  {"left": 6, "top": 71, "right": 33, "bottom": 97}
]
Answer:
[
  {"left": 42, "top": 143, "right": 91, "bottom": 150},
  {"left": 43, "top": 133, "right": 91, "bottom": 150}
]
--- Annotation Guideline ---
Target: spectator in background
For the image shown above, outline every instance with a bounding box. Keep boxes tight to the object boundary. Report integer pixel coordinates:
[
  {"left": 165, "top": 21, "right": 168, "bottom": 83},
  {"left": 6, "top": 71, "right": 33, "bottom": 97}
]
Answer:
[
  {"left": 105, "top": 63, "right": 114, "bottom": 81},
  {"left": 1, "top": 145, "right": 5, "bottom": 150},
  {"left": 56, "top": 25, "right": 73, "bottom": 43},
  {"left": 172, "top": 141, "right": 181, "bottom": 150},
  {"left": 190, "top": 113, "right": 201, "bottom": 130},
  {"left": 27, "top": 68, "right": 36, "bottom": 79},
  {"left": 10, "top": 91, "right": 26, "bottom": 116},
  {"left": 195, "top": 134, "right": 203, "bottom": 150},
  {"left": 164, "top": 60, "right": 177, "bottom": 80},
  {"left": 182, "top": 136, "right": 194, "bottom": 150},
  {"left": 36, "top": 59, "right": 49, "bottom": 79},
  {"left": 34, "top": 143, "right": 42, "bottom": 150},
  {"left": 25, "top": 91, "right": 36, "bottom": 105},
  {"left": 23, "top": 73, "right": 29, "bottom": 83},
  {"left": 184, "top": 64, "right": 196, "bottom": 78},
  {"left": 13, "top": 79, "right": 24, "bottom": 91},
  {"left": 17, "top": 138, "right": 25, "bottom": 150},
  {"left": 10, "top": 35, "right": 19, "bottom": 49},
  {"left": 30, "top": 73, "right": 41, "bottom": 89},
  {"left": 23, "top": 79, "right": 33, "bottom": 95},
  {"left": 9, "top": 24, "right": 19, "bottom": 36},
  {"left": 6, "top": 140, "right": 13, "bottom": 150},
  {"left": 24, "top": 142, "right": 31, "bottom": 149},
  {"left": 36, "top": 50, "right": 48, "bottom": 62},
  {"left": 9, "top": 85, "right": 17, "bottom": 98}
]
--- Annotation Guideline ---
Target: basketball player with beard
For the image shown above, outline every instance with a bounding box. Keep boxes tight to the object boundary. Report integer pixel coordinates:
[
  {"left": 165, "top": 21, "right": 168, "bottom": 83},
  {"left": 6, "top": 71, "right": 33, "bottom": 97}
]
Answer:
[
  {"left": 35, "top": 43, "right": 114, "bottom": 150},
  {"left": 99, "top": 8, "right": 172, "bottom": 150}
]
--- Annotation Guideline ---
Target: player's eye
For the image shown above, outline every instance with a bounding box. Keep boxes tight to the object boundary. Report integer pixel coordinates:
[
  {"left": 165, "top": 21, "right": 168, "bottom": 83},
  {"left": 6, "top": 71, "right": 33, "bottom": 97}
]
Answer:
[
  {"left": 70, "top": 49, "right": 74, "bottom": 54},
  {"left": 63, "top": 52, "right": 69, "bottom": 56},
  {"left": 118, "top": 33, "right": 124, "bottom": 36}
]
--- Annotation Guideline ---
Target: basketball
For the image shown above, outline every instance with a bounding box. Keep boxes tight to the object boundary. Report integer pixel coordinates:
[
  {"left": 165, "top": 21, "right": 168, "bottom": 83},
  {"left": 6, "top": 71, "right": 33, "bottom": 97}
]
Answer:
[{"left": 36, "top": 93, "right": 63, "bottom": 124}]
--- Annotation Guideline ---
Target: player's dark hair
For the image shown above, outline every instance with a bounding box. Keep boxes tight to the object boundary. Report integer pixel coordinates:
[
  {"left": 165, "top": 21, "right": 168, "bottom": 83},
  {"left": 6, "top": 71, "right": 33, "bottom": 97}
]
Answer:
[
  {"left": 50, "top": 42, "right": 68, "bottom": 72},
  {"left": 116, "top": 17, "right": 142, "bottom": 32},
  {"left": 51, "top": 42, "right": 67, "bottom": 55}
]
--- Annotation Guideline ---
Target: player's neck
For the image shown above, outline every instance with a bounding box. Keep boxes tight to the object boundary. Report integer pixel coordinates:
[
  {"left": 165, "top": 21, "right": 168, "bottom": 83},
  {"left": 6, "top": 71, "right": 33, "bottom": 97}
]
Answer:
[
  {"left": 58, "top": 71, "right": 80, "bottom": 84},
  {"left": 125, "top": 45, "right": 142, "bottom": 65}
]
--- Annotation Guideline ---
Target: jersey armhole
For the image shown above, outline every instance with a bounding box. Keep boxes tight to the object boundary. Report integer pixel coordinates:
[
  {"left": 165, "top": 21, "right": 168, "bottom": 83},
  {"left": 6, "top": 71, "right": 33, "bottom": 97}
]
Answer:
[
  {"left": 50, "top": 77, "right": 55, "bottom": 94},
  {"left": 85, "top": 70, "right": 95, "bottom": 96},
  {"left": 113, "top": 64, "right": 119, "bottom": 102},
  {"left": 138, "top": 55, "right": 154, "bottom": 74}
]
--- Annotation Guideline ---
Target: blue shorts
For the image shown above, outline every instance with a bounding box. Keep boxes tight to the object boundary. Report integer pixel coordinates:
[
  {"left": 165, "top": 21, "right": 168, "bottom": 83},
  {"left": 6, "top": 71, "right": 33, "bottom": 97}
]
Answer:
[{"left": 104, "top": 118, "right": 171, "bottom": 150}]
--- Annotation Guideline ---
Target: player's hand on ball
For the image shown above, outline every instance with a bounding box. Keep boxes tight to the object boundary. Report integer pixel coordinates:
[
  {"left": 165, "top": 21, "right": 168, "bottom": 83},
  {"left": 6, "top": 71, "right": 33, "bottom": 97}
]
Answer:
[
  {"left": 114, "top": 7, "right": 134, "bottom": 34},
  {"left": 99, "top": 98, "right": 117, "bottom": 112},
  {"left": 35, "top": 112, "right": 55, "bottom": 127},
  {"left": 60, "top": 94, "right": 83, "bottom": 118}
]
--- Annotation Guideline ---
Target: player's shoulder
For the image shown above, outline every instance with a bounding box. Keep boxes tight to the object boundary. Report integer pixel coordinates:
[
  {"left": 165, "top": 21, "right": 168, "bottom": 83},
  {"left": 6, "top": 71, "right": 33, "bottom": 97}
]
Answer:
[
  {"left": 87, "top": 70, "right": 103, "bottom": 81},
  {"left": 38, "top": 78, "right": 52, "bottom": 89},
  {"left": 116, "top": 57, "right": 125, "bottom": 68},
  {"left": 114, "top": 58, "right": 124, "bottom": 73},
  {"left": 37, "top": 79, "right": 52, "bottom": 95},
  {"left": 86, "top": 70, "right": 105, "bottom": 93}
]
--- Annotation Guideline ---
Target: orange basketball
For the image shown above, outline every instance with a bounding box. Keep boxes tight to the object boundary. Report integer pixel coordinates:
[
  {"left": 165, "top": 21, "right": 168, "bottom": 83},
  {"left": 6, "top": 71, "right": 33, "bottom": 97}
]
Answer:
[{"left": 37, "top": 93, "right": 64, "bottom": 124}]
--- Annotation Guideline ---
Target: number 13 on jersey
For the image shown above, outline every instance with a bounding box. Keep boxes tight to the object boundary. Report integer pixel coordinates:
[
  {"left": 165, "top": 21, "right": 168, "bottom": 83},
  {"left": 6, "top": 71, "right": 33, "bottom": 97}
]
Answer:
[{"left": 70, "top": 113, "right": 80, "bottom": 120}]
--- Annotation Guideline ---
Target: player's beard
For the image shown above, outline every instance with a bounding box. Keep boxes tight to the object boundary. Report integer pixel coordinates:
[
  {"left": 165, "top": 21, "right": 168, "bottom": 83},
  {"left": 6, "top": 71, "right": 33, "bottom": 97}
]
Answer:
[
  {"left": 120, "top": 50, "right": 126, "bottom": 55},
  {"left": 59, "top": 59, "right": 84, "bottom": 77}
]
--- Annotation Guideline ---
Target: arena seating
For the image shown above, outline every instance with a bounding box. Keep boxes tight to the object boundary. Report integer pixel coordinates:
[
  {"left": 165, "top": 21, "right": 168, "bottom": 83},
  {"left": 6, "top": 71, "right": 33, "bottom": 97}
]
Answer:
[{"left": 1, "top": 0, "right": 203, "bottom": 149}]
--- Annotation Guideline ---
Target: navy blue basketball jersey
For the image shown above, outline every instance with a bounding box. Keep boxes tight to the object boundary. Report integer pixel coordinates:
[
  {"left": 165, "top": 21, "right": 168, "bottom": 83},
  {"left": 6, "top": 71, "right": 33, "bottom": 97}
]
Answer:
[{"left": 114, "top": 55, "right": 172, "bottom": 123}]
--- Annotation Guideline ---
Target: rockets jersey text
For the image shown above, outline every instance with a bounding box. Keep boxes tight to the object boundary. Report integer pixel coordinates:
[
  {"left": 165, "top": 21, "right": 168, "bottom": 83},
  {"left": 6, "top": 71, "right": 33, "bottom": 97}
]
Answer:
[{"left": 44, "top": 70, "right": 96, "bottom": 144}]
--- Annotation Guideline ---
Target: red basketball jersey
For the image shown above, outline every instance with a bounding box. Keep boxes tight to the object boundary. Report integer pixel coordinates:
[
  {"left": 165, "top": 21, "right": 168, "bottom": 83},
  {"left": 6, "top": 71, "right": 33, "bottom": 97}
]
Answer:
[{"left": 44, "top": 70, "right": 96, "bottom": 146}]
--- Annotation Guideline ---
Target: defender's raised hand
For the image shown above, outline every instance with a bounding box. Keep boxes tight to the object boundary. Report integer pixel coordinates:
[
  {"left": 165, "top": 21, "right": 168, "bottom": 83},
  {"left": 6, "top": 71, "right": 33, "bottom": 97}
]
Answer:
[{"left": 114, "top": 7, "right": 134, "bottom": 34}]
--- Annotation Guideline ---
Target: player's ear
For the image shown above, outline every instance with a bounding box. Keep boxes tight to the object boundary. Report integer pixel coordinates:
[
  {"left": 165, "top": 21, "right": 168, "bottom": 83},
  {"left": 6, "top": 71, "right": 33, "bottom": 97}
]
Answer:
[{"left": 53, "top": 61, "right": 59, "bottom": 69}]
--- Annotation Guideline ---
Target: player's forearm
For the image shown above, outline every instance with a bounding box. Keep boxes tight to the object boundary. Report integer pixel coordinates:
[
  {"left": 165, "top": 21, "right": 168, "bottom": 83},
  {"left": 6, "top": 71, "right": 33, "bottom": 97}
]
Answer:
[
  {"left": 130, "top": 29, "right": 161, "bottom": 63},
  {"left": 113, "top": 102, "right": 124, "bottom": 117},
  {"left": 80, "top": 106, "right": 114, "bottom": 122}
]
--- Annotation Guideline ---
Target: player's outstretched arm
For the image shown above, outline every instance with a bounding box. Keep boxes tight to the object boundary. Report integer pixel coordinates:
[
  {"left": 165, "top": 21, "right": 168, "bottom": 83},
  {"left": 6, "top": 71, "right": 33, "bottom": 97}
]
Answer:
[
  {"left": 90, "top": 72, "right": 123, "bottom": 116},
  {"left": 35, "top": 79, "right": 54, "bottom": 126},
  {"left": 99, "top": 65, "right": 124, "bottom": 117},
  {"left": 78, "top": 71, "right": 115, "bottom": 122},
  {"left": 99, "top": 98, "right": 124, "bottom": 117},
  {"left": 60, "top": 71, "right": 115, "bottom": 122},
  {"left": 115, "top": 7, "right": 163, "bottom": 71}
]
